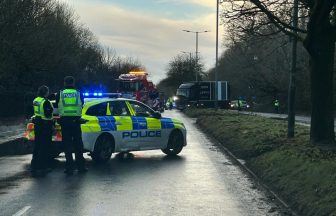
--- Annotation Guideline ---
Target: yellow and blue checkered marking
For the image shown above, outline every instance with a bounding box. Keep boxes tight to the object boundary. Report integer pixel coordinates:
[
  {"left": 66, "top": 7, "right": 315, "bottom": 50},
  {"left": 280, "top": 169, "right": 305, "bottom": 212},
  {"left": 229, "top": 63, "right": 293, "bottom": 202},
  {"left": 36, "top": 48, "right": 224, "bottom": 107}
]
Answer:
[
  {"left": 95, "top": 116, "right": 177, "bottom": 131},
  {"left": 161, "top": 118, "right": 175, "bottom": 129},
  {"left": 131, "top": 117, "right": 147, "bottom": 130},
  {"left": 97, "top": 116, "right": 117, "bottom": 131}
]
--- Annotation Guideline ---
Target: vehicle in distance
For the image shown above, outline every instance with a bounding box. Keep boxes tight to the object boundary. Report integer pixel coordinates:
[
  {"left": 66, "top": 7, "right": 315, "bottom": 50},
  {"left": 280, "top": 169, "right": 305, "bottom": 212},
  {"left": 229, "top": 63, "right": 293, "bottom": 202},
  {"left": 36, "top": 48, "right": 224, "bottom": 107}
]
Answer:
[
  {"left": 24, "top": 98, "right": 187, "bottom": 163},
  {"left": 230, "top": 100, "right": 250, "bottom": 109},
  {"left": 175, "top": 81, "right": 230, "bottom": 110}
]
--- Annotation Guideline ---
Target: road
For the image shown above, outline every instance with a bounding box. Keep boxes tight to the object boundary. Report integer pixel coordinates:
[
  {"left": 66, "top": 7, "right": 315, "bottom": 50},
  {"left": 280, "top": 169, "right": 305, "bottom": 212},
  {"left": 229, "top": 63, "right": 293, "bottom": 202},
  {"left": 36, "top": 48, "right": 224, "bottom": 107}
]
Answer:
[
  {"left": 240, "top": 111, "right": 336, "bottom": 127},
  {"left": 0, "top": 110, "right": 286, "bottom": 216},
  {"left": 0, "top": 124, "right": 25, "bottom": 144}
]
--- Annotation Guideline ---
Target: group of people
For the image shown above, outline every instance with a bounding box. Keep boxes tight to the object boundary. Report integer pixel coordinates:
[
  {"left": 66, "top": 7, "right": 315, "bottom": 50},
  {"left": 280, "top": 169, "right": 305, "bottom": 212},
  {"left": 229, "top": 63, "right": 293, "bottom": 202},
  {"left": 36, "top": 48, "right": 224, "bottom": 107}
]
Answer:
[
  {"left": 31, "top": 76, "right": 87, "bottom": 177},
  {"left": 136, "top": 87, "right": 162, "bottom": 111}
]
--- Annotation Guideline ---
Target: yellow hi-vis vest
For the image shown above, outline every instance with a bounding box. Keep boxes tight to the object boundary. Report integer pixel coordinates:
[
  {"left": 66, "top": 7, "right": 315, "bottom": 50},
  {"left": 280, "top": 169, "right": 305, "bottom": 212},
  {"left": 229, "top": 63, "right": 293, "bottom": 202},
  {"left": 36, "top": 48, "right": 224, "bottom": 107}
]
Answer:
[
  {"left": 58, "top": 89, "right": 82, "bottom": 117},
  {"left": 33, "top": 97, "right": 52, "bottom": 120}
]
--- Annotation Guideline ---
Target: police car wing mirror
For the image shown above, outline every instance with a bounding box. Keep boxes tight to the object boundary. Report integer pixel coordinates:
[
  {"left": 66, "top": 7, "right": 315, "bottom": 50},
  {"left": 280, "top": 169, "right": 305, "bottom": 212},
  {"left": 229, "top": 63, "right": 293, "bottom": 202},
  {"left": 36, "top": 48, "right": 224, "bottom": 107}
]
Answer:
[{"left": 152, "top": 112, "right": 161, "bottom": 119}]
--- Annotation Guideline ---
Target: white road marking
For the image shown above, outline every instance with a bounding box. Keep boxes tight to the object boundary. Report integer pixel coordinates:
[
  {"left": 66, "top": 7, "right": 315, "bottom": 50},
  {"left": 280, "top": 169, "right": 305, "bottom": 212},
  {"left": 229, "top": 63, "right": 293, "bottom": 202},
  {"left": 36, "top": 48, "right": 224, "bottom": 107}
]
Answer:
[{"left": 12, "top": 206, "right": 31, "bottom": 216}]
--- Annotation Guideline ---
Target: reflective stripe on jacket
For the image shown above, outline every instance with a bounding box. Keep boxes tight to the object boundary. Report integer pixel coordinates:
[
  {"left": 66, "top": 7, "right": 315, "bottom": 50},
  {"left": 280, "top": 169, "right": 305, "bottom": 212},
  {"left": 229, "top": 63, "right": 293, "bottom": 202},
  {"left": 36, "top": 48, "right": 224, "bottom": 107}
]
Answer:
[
  {"left": 58, "top": 89, "right": 82, "bottom": 116},
  {"left": 33, "top": 97, "right": 52, "bottom": 120}
]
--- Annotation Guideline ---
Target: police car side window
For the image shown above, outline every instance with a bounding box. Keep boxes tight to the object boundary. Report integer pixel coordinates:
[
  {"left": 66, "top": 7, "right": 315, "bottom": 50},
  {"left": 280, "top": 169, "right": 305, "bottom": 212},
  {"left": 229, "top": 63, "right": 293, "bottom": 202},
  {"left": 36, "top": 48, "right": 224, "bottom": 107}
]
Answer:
[
  {"left": 86, "top": 102, "right": 107, "bottom": 116},
  {"left": 109, "top": 101, "right": 130, "bottom": 116},
  {"left": 129, "top": 101, "right": 153, "bottom": 117}
]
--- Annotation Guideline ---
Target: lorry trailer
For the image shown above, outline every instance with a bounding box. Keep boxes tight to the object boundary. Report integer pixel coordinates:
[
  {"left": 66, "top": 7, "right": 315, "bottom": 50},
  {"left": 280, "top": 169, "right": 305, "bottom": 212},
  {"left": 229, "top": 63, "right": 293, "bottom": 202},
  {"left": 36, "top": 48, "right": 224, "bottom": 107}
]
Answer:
[{"left": 175, "top": 81, "right": 230, "bottom": 109}]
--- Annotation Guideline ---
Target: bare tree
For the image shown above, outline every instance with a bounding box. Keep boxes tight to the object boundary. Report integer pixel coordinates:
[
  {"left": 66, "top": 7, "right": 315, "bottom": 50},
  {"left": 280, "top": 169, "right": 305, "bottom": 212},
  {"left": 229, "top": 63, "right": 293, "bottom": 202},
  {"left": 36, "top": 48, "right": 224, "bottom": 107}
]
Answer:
[
  {"left": 157, "top": 54, "right": 205, "bottom": 96},
  {"left": 222, "top": 0, "right": 336, "bottom": 148}
]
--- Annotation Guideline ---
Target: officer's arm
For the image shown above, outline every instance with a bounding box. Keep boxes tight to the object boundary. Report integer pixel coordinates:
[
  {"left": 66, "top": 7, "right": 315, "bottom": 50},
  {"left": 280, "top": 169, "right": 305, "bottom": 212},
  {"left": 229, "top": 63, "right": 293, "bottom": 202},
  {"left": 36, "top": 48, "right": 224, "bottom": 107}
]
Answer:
[
  {"left": 80, "top": 92, "right": 84, "bottom": 107},
  {"left": 55, "top": 92, "right": 60, "bottom": 108},
  {"left": 44, "top": 100, "right": 53, "bottom": 119}
]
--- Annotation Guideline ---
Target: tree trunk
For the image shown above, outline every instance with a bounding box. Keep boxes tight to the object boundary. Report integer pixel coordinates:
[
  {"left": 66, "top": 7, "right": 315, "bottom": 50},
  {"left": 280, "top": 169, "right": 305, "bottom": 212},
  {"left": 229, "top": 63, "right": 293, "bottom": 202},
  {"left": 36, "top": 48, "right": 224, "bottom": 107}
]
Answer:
[{"left": 304, "top": 18, "right": 335, "bottom": 147}]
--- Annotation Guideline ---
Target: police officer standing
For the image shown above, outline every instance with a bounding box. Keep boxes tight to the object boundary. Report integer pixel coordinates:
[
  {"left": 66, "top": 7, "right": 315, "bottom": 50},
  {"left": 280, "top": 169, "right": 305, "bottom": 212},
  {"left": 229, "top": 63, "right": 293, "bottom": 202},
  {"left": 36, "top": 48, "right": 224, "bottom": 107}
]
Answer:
[
  {"left": 274, "top": 99, "right": 280, "bottom": 114},
  {"left": 56, "top": 76, "right": 87, "bottom": 175},
  {"left": 31, "top": 85, "right": 54, "bottom": 177}
]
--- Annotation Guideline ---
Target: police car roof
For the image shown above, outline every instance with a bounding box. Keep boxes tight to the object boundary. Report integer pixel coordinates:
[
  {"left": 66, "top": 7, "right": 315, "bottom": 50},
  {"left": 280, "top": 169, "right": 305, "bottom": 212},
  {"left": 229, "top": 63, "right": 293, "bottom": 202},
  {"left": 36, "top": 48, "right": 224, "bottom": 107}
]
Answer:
[{"left": 84, "top": 98, "right": 135, "bottom": 107}]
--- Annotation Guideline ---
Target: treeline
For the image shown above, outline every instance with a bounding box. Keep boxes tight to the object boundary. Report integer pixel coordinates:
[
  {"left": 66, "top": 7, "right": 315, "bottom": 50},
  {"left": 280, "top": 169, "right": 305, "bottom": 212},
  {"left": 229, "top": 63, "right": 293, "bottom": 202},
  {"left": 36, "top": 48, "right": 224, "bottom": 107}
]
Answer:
[
  {"left": 207, "top": 33, "right": 312, "bottom": 113},
  {"left": 0, "top": 0, "right": 142, "bottom": 117},
  {"left": 160, "top": 31, "right": 334, "bottom": 113},
  {"left": 207, "top": 31, "right": 336, "bottom": 113},
  {"left": 157, "top": 54, "right": 205, "bottom": 96}
]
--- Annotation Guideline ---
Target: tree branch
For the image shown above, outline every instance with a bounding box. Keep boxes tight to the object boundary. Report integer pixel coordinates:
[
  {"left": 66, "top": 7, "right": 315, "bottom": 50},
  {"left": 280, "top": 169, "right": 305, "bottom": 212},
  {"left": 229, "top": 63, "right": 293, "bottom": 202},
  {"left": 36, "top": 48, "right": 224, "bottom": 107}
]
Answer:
[{"left": 249, "top": 0, "right": 306, "bottom": 40}]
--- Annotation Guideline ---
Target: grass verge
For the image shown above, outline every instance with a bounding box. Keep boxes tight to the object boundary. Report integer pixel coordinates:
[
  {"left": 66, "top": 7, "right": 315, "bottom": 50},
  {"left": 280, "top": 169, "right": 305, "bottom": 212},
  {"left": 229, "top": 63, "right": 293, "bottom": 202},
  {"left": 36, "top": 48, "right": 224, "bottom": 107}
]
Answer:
[{"left": 185, "top": 108, "right": 336, "bottom": 216}]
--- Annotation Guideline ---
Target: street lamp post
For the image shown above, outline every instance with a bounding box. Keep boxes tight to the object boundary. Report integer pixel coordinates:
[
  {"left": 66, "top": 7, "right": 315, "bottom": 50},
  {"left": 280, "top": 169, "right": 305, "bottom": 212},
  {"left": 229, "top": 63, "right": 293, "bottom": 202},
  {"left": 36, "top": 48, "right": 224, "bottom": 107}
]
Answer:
[
  {"left": 215, "top": 0, "right": 220, "bottom": 109},
  {"left": 182, "top": 29, "right": 209, "bottom": 82}
]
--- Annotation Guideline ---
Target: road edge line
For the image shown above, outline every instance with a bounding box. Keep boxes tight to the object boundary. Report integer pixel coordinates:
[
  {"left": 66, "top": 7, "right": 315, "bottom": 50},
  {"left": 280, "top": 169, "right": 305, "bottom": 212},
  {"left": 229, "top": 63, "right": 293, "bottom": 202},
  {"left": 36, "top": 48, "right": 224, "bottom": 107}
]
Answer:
[{"left": 12, "top": 206, "right": 31, "bottom": 216}]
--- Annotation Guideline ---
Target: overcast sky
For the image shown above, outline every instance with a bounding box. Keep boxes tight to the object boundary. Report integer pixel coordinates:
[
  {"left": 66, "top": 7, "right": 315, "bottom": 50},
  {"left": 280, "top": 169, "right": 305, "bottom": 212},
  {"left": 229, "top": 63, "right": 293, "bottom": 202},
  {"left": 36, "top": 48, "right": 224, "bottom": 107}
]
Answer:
[{"left": 61, "top": 0, "right": 225, "bottom": 84}]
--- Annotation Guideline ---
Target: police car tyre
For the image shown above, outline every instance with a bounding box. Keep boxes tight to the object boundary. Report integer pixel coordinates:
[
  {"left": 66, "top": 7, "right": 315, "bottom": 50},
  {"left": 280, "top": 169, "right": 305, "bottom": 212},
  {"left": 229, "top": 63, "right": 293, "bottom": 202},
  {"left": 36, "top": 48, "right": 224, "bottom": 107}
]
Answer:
[
  {"left": 91, "top": 134, "right": 114, "bottom": 163},
  {"left": 162, "top": 130, "right": 184, "bottom": 155}
]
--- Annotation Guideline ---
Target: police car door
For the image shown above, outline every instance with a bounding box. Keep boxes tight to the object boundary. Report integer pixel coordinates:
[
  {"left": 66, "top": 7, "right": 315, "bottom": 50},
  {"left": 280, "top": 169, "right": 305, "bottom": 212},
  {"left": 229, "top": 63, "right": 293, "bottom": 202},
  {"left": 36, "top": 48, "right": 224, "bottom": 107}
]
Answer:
[
  {"left": 127, "top": 101, "right": 162, "bottom": 150},
  {"left": 107, "top": 101, "right": 134, "bottom": 151}
]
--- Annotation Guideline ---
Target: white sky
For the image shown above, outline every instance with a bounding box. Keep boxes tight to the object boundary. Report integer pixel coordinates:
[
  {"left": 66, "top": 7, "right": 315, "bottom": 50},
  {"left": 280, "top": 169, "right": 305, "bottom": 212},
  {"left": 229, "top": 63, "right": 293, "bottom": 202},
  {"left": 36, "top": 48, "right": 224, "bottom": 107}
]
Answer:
[{"left": 60, "top": 0, "right": 226, "bottom": 83}]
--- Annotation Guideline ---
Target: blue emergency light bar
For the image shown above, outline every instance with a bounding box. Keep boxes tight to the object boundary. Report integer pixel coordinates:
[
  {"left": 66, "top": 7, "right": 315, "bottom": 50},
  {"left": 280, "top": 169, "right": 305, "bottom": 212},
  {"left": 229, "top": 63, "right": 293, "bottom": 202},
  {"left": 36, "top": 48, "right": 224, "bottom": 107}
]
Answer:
[
  {"left": 84, "top": 92, "right": 103, "bottom": 97},
  {"left": 83, "top": 92, "right": 122, "bottom": 99}
]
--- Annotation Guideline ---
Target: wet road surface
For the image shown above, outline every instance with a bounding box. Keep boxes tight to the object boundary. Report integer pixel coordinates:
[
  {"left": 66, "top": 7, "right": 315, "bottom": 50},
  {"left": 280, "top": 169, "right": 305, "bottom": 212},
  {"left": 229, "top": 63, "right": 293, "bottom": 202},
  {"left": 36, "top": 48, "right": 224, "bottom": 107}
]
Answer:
[{"left": 0, "top": 110, "right": 285, "bottom": 216}]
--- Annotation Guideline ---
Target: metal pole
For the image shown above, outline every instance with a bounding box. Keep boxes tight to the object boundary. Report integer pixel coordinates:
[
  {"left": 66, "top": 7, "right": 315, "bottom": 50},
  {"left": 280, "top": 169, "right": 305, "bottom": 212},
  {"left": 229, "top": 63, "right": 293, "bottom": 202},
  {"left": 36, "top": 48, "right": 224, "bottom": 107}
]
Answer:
[
  {"left": 189, "top": 52, "right": 192, "bottom": 75},
  {"left": 195, "top": 32, "right": 199, "bottom": 82},
  {"left": 215, "top": 0, "right": 219, "bottom": 109},
  {"left": 287, "top": 0, "right": 298, "bottom": 138},
  {"left": 182, "top": 30, "right": 209, "bottom": 82}
]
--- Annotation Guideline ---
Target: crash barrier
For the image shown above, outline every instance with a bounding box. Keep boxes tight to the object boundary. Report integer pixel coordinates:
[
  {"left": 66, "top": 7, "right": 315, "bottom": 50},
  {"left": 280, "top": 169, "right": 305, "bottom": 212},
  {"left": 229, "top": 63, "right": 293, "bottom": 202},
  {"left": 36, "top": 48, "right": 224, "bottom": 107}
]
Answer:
[
  {"left": 0, "top": 91, "right": 35, "bottom": 118},
  {"left": 0, "top": 138, "right": 32, "bottom": 156}
]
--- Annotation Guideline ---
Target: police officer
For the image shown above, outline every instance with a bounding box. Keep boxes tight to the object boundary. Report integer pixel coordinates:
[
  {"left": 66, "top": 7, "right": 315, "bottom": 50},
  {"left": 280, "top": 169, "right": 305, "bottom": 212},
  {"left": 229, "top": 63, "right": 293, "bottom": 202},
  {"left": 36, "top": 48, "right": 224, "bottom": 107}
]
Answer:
[
  {"left": 31, "top": 85, "right": 54, "bottom": 177},
  {"left": 274, "top": 99, "right": 280, "bottom": 114},
  {"left": 56, "top": 76, "right": 87, "bottom": 175}
]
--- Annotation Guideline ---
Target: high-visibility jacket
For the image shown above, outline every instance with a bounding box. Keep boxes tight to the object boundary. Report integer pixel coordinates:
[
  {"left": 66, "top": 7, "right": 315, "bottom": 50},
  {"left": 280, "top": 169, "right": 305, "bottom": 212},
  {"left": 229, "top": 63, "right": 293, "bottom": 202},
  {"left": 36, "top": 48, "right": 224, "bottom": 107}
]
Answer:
[
  {"left": 274, "top": 100, "right": 280, "bottom": 107},
  {"left": 58, "top": 89, "right": 82, "bottom": 117},
  {"left": 33, "top": 97, "right": 52, "bottom": 120}
]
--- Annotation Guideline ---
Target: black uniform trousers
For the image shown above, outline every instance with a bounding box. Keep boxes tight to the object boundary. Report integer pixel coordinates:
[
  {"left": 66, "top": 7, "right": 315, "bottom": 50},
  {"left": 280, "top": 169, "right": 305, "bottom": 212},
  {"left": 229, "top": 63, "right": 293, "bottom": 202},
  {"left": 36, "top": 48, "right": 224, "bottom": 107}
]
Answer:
[
  {"left": 31, "top": 118, "right": 53, "bottom": 171},
  {"left": 60, "top": 117, "right": 85, "bottom": 171}
]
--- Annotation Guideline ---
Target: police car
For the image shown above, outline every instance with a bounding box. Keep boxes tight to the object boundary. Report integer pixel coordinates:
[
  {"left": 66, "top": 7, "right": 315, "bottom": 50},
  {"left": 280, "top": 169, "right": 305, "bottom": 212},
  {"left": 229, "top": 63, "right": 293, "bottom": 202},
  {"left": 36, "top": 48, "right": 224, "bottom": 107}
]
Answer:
[{"left": 24, "top": 98, "right": 187, "bottom": 163}]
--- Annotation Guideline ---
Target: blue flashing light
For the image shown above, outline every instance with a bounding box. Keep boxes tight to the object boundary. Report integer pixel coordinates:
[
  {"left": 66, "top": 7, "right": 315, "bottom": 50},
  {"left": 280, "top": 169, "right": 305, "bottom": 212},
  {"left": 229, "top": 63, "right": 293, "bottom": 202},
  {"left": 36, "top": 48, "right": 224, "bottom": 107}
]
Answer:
[
  {"left": 93, "top": 93, "right": 98, "bottom": 96},
  {"left": 84, "top": 93, "right": 89, "bottom": 97},
  {"left": 98, "top": 92, "right": 103, "bottom": 96}
]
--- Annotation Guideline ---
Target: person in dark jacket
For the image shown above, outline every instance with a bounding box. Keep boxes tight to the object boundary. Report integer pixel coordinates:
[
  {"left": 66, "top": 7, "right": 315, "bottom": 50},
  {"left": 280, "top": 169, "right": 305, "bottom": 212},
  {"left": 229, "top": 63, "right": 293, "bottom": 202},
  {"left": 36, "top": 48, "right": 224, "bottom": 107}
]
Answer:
[
  {"left": 55, "top": 76, "right": 87, "bottom": 175},
  {"left": 31, "top": 85, "right": 54, "bottom": 177}
]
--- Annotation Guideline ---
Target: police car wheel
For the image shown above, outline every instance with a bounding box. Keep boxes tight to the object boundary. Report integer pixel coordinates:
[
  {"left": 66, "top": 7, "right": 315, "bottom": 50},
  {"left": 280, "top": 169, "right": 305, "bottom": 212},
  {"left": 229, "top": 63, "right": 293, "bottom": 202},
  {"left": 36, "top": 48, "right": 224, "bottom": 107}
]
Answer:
[
  {"left": 162, "top": 130, "right": 183, "bottom": 155},
  {"left": 92, "top": 135, "right": 114, "bottom": 163}
]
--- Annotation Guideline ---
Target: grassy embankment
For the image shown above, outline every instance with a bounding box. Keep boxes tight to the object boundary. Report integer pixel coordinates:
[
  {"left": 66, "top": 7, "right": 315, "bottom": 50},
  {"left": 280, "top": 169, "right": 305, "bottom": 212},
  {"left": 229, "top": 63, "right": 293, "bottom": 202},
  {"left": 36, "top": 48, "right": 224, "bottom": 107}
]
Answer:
[{"left": 185, "top": 108, "right": 336, "bottom": 216}]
